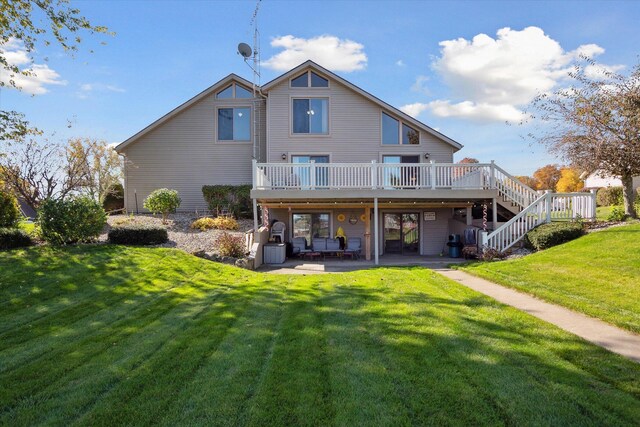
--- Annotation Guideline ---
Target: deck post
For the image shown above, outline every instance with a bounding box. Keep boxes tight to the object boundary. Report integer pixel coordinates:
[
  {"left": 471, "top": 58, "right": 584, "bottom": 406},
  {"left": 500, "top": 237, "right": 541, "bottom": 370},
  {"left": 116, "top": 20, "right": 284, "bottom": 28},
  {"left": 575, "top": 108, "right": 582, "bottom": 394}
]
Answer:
[
  {"left": 253, "top": 198, "right": 258, "bottom": 231},
  {"left": 545, "top": 190, "right": 552, "bottom": 223},
  {"left": 374, "top": 197, "right": 379, "bottom": 265},
  {"left": 365, "top": 206, "right": 371, "bottom": 261},
  {"left": 590, "top": 189, "right": 597, "bottom": 220},
  {"left": 252, "top": 159, "right": 257, "bottom": 190},
  {"left": 310, "top": 160, "right": 316, "bottom": 189},
  {"left": 430, "top": 160, "right": 436, "bottom": 190},
  {"left": 492, "top": 198, "right": 498, "bottom": 230},
  {"left": 466, "top": 206, "right": 473, "bottom": 226},
  {"left": 490, "top": 160, "right": 496, "bottom": 189},
  {"left": 371, "top": 160, "right": 377, "bottom": 189}
]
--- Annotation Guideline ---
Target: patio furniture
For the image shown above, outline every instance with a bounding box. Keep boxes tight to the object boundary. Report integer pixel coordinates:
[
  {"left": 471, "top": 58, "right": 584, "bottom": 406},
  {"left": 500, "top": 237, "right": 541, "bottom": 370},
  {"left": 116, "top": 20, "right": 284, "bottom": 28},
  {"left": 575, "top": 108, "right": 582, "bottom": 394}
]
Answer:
[
  {"left": 270, "top": 221, "right": 286, "bottom": 243},
  {"left": 312, "top": 238, "right": 327, "bottom": 252},
  {"left": 304, "top": 251, "right": 322, "bottom": 261},
  {"left": 344, "top": 237, "right": 362, "bottom": 260},
  {"left": 322, "top": 238, "right": 344, "bottom": 260},
  {"left": 291, "top": 237, "right": 311, "bottom": 257}
]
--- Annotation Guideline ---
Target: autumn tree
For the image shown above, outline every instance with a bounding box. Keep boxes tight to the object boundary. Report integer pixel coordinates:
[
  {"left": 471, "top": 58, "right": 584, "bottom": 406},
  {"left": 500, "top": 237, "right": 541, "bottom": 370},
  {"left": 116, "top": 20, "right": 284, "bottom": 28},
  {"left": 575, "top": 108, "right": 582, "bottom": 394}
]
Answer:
[
  {"left": 556, "top": 167, "right": 584, "bottom": 193},
  {"left": 515, "top": 175, "right": 538, "bottom": 189},
  {"left": 457, "top": 157, "right": 480, "bottom": 164},
  {"left": 0, "top": 138, "right": 87, "bottom": 208},
  {"left": 1, "top": 0, "right": 109, "bottom": 141},
  {"left": 525, "top": 58, "right": 640, "bottom": 217},
  {"left": 67, "top": 138, "right": 123, "bottom": 205},
  {"left": 532, "top": 164, "right": 561, "bottom": 191}
]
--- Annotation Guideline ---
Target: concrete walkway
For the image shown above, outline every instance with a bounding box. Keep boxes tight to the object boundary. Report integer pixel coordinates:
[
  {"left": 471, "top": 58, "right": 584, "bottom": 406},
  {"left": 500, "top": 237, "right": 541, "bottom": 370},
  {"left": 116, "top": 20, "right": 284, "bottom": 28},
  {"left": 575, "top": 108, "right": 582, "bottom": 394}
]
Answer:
[{"left": 434, "top": 268, "right": 640, "bottom": 363}]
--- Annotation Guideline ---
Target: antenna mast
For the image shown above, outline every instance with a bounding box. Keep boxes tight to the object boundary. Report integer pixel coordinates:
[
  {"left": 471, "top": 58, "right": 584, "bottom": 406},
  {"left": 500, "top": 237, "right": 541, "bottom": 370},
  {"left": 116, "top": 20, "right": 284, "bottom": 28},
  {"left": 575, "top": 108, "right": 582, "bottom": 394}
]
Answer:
[{"left": 248, "top": 0, "right": 261, "bottom": 96}]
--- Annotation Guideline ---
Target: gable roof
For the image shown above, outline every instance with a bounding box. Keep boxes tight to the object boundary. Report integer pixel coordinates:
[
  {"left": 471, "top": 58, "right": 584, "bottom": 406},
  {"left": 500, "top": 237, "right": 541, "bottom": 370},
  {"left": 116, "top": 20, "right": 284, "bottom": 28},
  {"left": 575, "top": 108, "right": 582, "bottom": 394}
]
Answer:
[
  {"left": 261, "top": 60, "right": 463, "bottom": 151},
  {"left": 116, "top": 74, "right": 255, "bottom": 152}
]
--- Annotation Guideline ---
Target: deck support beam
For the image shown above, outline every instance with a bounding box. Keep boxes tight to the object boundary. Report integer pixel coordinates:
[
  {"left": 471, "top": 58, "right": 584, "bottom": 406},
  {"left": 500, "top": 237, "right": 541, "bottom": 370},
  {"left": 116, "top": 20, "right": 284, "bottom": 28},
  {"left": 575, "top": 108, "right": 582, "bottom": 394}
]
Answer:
[
  {"left": 365, "top": 206, "right": 371, "bottom": 261},
  {"left": 492, "top": 198, "right": 498, "bottom": 230},
  {"left": 253, "top": 198, "right": 259, "bottom": 231},
  {"left": 374, "top": 197, "right": 379, "bottom": 265}
]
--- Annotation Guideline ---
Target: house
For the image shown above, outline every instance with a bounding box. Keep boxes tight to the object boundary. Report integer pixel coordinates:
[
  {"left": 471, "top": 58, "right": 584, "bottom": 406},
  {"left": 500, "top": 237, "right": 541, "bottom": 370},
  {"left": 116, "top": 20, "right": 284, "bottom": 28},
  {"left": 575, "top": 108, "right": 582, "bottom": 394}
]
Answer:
[
  {"left": 116, "top": 61, "right": 595, "bottom": 263},
  {"left": 584, "top": 171, "right": 640, "bottom": 190}
]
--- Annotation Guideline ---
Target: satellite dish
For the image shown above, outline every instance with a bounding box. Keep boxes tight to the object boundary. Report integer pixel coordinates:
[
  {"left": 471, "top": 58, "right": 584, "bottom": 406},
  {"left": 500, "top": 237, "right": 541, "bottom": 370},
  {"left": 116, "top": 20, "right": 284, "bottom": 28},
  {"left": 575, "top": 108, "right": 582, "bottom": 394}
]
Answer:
[{"left": 238, "top": 42, "right": 252, "bottom": 58}]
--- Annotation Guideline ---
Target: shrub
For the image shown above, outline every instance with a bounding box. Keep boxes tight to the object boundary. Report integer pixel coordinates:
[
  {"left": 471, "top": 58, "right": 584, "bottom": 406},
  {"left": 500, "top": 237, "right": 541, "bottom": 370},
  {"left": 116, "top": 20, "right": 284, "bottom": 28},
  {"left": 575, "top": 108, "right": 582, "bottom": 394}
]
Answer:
[
  {"left": 103, "top": 183, "right": 125, "bottom": 213},
  {"left": 0, "top": 190, "right": 21, "bottom": 228},
  {"left": 202, "top": 185, "right": 252, "bottom": 218},
  {"left": 215, "top": 232, "right": 245, "bottom": 257},
  {"left": 38, "top": 197, "right": 107, "bottom": 245},
  {"left": 596, "top": 186, "right": 623, "bottom": 207},
  {"left": 524, "top": 222, "right": 585, "bottom": 251},
  {"left": 0, "top": 228, "right": 32, "bottom": 250},
  {"left": 108, "top": 224, "right": 168, "bottom": 245},
  {"left": 191, "top": 216, "right": 239, "bottom": 231},
  {"left": 144, "top": 188, "right": 181, "bottom": 223},
  {"left": 607, "top": 206, "right": 628, "bottom": 222},
  {"left": 479, "top": 247, "right": 507, "bottom": 261}
]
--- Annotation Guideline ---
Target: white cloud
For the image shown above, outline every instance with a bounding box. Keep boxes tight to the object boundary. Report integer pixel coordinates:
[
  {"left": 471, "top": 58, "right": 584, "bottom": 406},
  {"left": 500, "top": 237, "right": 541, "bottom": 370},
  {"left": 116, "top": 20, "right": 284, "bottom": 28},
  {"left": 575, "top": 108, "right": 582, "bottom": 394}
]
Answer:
[
  {"left": 583, "top": 63, "right": 625, "bottom": 79},
  {"left": 396, "top": 59, "right": 405, "bottom": 67},
  {"left": 411, "top": 75, "right": 430, "bottom": 95},
  {"left": 263, "top": 35, "right": 367, "bottom": 72},
  {"left": 76, "top": 82, "right": 125, "bottom": 99},
  {"left": 0, "top": 38, "right": 66, "bottom": 95},
  {"left": 400, "top": 102, "right": 430, "bottom": 118},
  {"left": 422, "top": 26, "right": 613, "bottom": 123}
]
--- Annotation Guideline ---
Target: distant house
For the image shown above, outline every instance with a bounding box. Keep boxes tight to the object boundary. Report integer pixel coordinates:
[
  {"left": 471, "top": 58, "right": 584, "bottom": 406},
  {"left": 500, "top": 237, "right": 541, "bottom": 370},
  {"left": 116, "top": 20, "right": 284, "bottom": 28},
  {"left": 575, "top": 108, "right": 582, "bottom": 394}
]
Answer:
[
  {"left": 584, "top": 171, "right": 640, "bottom": 190},
  {"left": 116, "top": 60, "right": 594, "bottom": 261}
]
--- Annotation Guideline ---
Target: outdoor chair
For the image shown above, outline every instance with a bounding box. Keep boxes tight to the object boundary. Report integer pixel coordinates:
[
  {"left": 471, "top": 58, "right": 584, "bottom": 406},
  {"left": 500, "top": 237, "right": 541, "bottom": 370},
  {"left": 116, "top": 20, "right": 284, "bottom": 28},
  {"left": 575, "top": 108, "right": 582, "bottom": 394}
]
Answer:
[
  {"left": 344, "top": 237, "right": 362, "bottom": 260},
  {"left": 291, "top": 237, "right": 310, "bottom": 257},
  {"left": 312, "top": 238, "right": 327, "bottom": 252},
  {"left": 270, "top": 221, "right": 286, "bottom": 243},
  {"left": 322, "top": 238, "right": 343, "bottom": 260}
]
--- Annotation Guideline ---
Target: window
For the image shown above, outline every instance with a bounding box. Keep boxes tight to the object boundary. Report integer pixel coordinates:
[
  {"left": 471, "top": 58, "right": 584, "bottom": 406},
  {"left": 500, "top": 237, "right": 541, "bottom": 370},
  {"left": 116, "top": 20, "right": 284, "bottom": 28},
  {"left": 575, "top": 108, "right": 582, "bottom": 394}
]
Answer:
[
  {"left": 292, "top": 98, "right": 328, "bottom": 134},
  {"left": 216, "top": 83, "right": 253, "bottom": 99},
  {"left": 292, "top": 155, "right": 329, "bottom": 188},
  {"left": 292, "top": 213, "right": 330, "bottom": 246},
  {"left": 382, "top": 112, "right": 419, "bottom": 145},
  {"left": 290, "top": 71, "right": 329, "bottom": 88},
  {"left": 217, "top": 107, "right": 250, "bottom": 141}
]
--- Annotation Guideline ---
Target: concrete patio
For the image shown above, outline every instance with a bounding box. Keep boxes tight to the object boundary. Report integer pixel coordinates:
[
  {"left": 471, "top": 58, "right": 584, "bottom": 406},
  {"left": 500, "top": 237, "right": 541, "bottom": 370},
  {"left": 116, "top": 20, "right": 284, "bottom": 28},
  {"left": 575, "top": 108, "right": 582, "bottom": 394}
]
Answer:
[{"left": 258, "top": 254, "right": 467, "bottom": 274}]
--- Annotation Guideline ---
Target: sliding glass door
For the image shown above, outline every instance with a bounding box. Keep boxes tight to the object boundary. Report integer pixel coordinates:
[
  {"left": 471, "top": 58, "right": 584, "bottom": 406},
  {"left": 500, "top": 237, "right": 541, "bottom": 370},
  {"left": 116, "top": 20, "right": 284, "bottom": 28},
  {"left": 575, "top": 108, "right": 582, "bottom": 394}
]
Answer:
[{"left": 383, "top": 213, "right": 419, "bottom": 255}]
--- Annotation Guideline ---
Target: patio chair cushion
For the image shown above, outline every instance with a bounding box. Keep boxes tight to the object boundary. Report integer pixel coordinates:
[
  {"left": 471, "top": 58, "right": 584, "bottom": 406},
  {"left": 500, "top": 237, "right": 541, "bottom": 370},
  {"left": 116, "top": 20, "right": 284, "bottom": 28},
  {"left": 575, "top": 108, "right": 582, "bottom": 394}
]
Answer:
[
  {"left": 312, "top": 238, "right": 327, "bottom": 252},
  {"left": 292, "top": 237, "right": 310, "bottom": 254},
  {"left": 326, "top": 238, "right": 341, "bottom": 251},
  {"left": 346, "top": 237, "right": 361, "bottom": 251}
]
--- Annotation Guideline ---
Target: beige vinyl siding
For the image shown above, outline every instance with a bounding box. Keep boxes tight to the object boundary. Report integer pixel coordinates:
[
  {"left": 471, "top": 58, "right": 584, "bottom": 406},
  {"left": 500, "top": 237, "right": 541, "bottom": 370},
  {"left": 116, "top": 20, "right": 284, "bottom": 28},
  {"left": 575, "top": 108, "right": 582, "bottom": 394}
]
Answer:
[
  {"left": 122, "top": 92, "right": 264, "bottom": 212},
  {"left": 266, "top": 76, "right": 454, "bottom": 164},
  {"left": 420, "top": 208, "right": 453, "bottom": 255}
]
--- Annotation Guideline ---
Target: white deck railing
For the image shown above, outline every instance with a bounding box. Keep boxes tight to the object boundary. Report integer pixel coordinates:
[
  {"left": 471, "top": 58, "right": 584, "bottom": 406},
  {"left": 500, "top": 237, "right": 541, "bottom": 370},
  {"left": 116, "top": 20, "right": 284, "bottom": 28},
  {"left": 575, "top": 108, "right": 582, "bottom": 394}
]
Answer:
[
  {"left": 481, "top": 192, "right": 596, "bottom": 252},
  {"left": 253, "top": 160, "right": 533, "bottom": 193}
]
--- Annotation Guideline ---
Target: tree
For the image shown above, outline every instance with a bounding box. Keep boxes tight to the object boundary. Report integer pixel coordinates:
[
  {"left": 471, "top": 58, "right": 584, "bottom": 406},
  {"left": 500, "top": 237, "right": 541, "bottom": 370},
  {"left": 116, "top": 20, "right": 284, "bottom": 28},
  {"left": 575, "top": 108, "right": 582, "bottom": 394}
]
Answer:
[
  {"left": 526, "top": 58, "right": 640, "bottom": 217},
  {"left": 515, "top": 175, "right": 538, "bottom": 189},
  {"left": 67, "top": 138, "right": 123, "bottom": 205},
  {"left": 1, "top": 0, "right": 109, "bottom": 141},
  {"left": 533, "top": 164, "right": 561, "bottom": 191},
  {"left": 143, "top": 189, "right": 181, "bottom": 224},
  {"left": 556, "top": 167, "right": 584, "bottom": 193},
  {"left": 0, "top": 137, "right": 87, "bottom": 208},
  {"left": 457, "top": 157, "right": 480, "bottom": 164}
]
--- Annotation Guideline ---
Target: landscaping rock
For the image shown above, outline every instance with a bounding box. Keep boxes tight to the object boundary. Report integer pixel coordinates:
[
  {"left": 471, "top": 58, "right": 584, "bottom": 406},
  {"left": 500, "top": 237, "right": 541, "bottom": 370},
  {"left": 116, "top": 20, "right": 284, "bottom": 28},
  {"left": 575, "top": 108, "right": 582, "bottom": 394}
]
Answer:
[{"left": 235, "top": 257, "right": 254, "bottom": 270}]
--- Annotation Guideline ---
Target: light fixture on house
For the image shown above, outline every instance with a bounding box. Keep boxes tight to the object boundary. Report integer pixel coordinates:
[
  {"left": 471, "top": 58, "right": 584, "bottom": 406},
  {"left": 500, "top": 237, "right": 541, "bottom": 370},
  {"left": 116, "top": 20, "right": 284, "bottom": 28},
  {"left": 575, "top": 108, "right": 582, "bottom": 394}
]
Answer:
[
  {"left": 424, "top": 153, "right": 430, "bottom": 160},
  {"left": 281, "top": 153, "right": 287, "bottom": 160}
]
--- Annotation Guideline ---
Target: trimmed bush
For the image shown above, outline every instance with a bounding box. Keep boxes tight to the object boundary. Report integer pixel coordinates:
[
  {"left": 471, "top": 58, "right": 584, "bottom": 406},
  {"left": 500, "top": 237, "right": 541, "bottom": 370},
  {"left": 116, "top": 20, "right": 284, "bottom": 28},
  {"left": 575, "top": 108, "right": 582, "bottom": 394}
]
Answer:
[
  {"left": 596, "top": 186, "right": 623, "bottom": 207},
  {"left": 108, "top": 224, "right": 168, "bottom": 245},
  {"left": 144, "top": 188, "right": 181, "bottom": 223},
  {"left": 38, "top": 197, "right": 107, "bottom": 245},
  {"left": 191, "top": 216, "right": 239, "bottom": 231},
  {"left": 524, "top": 222, "right": 585, "bottom": 251},
  {"left": 0, "top": 190, "right": 21, "bottom": 228},
  {"left": 0, "top": 228, "right": 32, "bottom": 250},
  {"left": 215, "top": 232, "right": 245, "bottom": 257},
  {"left": 607, "top": 206, "right": 628, "bottom": 222},
  {"left": 202, "top": 185, "right": 252, "bottom": 218}
]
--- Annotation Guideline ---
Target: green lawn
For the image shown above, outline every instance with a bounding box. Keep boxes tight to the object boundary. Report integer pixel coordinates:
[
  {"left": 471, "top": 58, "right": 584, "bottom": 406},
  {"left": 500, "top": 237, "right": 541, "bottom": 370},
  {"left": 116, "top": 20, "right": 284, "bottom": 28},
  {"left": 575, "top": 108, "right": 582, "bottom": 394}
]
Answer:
[
  {"left": 462, "top": 223, "right": 640, "bottom": 333},
  {"left": 596, "top": 205, "right": 614, "bottom": 220},
  {"left": 1, "top": 246, "right": 639, "bottom": 426}
]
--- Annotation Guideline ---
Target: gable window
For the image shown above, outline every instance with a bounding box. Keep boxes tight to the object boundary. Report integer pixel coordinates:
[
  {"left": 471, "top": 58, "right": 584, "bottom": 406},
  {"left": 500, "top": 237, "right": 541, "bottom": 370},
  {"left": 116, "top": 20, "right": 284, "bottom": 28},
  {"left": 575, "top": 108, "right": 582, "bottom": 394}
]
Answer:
[
  {"left": 290, "top": 71, "right": 329, "bottom": 88},
  {"left": 218, "top": 107, "right": 250, "bottom": 141},
  {"left": 292, "top": 98, "right": 328, "bottom": 134},
  {"left": 216, "top": 83, "right": 253, "bottom": 99},
  {"left": 382, "top": 112, "right": 419, "bottom": 145}
]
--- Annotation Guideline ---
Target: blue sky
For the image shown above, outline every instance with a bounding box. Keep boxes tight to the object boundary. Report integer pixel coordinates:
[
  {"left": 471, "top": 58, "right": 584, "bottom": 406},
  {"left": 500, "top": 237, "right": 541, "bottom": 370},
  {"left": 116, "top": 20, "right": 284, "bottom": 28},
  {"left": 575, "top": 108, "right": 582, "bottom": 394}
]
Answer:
[{"left": 2, "top": 0, "right": 640, "bottom": 175}]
